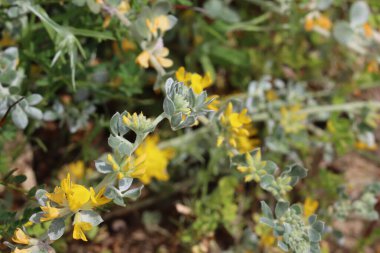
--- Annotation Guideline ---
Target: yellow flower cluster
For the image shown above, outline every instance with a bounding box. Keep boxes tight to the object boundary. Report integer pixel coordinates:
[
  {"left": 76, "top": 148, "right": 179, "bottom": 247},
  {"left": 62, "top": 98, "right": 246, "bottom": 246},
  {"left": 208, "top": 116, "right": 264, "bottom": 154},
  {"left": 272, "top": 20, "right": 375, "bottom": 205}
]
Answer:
[
  {"left": 279, "top": 104, "right": 307, "bottom": 134},
  {"left": 175, "top": 67, "right": 212, "bottom": 94},
  {"left": 136, "top": 46, "right": 173, "bottom": 69},
  {"left": 303, "top": 197, "right": 319, "bottom": 218},
  {"left": 41, "top": 174, "right": 110, "bottom": 241},
  {"left": 218, "top": 102, "right": 259, "bottom": 153},
  {"left": 253, "top": 214, "right": 276, "bottom": 248},
  {"left": 304, "top": 14, "right": 332, "bottom": 31},
  {"left": 135, "top": 134, "right": 174, "bottom": 184},
  {"left": 107, "top": 153, "right": 146, "bottom": 180}
]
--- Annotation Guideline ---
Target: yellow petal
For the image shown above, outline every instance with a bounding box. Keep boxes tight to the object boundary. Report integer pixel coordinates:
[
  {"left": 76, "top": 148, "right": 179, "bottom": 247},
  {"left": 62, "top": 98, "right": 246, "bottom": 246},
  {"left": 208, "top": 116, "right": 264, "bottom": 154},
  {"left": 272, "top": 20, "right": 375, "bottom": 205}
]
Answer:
[
  {"left": 136, "top": 51, "right": 150, "bottom": 68},
  {"left": 12, "top": 228, "right": 30, "bottom": 245}
]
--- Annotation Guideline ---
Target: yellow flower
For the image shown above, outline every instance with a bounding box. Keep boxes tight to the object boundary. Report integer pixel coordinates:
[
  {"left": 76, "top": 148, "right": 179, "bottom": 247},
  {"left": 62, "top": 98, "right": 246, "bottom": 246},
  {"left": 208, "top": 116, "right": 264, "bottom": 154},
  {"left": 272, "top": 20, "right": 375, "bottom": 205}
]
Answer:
[
  {"left": 135, "top": 134, "right": 174, "bottom": 184},
  {"left": 207, "top": 95, "right": 220, "bottom": 111},
  {"left": 146, "top": 15, "right": 171, "bottom": 37},
  {"left": 316, "top": 15, "right": 332, "bottom": 30},
  {"left": 237, "top": 150, "right": 267, "bottom": 182},
  {"left": 122, "top": 112, "right": 153, "bottom": 133},
  {"left": 304, "top": 17, "right": 315, "bottom": 31},
  {"left": 280, "top": 104, "right": 307, "bottom": 134},
  {"left": 175, "top": 67, "right": 212, "bottom": 94},
  {"left": 136, "top": 47, "right": 173, "bottom": 69},
  {"left": 12, "top": 228, "right": 30, "bottom": 245},
  {"left": 73, "top": 221, "right": 93, "bottom": 241},
  {"left": 13, "top": 248, "right": 30, "bottom": 253},
  {"left": 304, "top": 197, "right": 319, "bottom": 217},
  {"left": 367, "top": 60, "right": 379, "bottom": 73},
  {"left": 265, "top": 90, "right": 278, "bottom": 101},
  {"left": 304, "top": 14, "right": 332, "bottom": 31},
  {"left": 219, "top": 102, "right": 259, "bottom": 153},
  {"left": 43, "top": 173, "right": 108, "bottom": 221},
  {"left": 355, "top": 141, "right": 377, "bottom": 151},
  {"left": 40, "top": 202, "right": 61, "bottom": 222},
  {"left": 66, "top": 184, "right": 91, "bottom": 212},
  {"left": 0, "top": 32, "right": 16, "bottom": 48},
  {"left": 107, "top": 154, "right": 146, "bottom": 180},
  {"left": 363, "top": 23, "right": 373, "bottom": 38},
  {"left": 253, "top": 214, "right": 275, "bottom": 248},
  {"left": 66, "top": 161, "right": 86, "bottom": 179},
  {"left": 90, "top": 187, "right": 111, "bottom": 207}
]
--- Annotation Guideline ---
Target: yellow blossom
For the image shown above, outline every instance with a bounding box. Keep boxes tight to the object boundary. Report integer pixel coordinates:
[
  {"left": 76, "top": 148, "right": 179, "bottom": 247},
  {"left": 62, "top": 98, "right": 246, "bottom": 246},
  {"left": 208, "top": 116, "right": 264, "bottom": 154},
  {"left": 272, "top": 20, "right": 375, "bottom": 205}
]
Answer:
[
  {"left": 355, "top": 141, "right": 377, "bottom": 151},
  {"left": 219, "top": 102, "right": 259, "bottom": 153},
  {"left": 363, "top": 23, "right": 373, "bottom": 38},
  {"left": 66, "top": 161, "right": 86, "bottom": 179},
  {"left": 316, "top": 15, "right": 332, "bottom": 30},
  {"left": 135, "top": 134, "right": 174, "bottom": 184},
  {"left": 207, "top": 95, "right": 220, "bottom": 111},
  {"left": 237, "top": 150, "right": 267, "bottom": 182},
  {"left": 90, "top": 187, "right": 111, "bottom": 207},
  {"left": 12, "top": 228, "right": 30, "bottom": 245},
  {"left": 304, "top": 14, "right": 332, "bottom": 31},
  {"left": 73, "top": 221, "right": 93, "bottom": 241},
  {"left": 304, "top": 17, "right": 314, "bottom": 31},
  {"left": 40, "top": 202, "right": 61, "bottom": 222},
  {"left": 280, "top": 104, "right": 307, "bottom": 134},
  {"left": 253, "top": 214, "right": 276, "bottom": 248},
  {"left": 43, "top": 174, "right": 109, "bottom": 221},
  {"left": 136, "top": 47, "right": 173, "bottom": 69},
  {"left": 304, "top": 197, "right": 319, "bottom": 217},
  {"left": 265, "top": 90, "right": 278, "bottom": 101},
  {"left": 175, "top": 67, "right": 212, "bottom": 94},
  {"left": 107, "top": 154, "right": 146, "bottom": 180},
  {"left": 367, "top": 60, "right": 379, "bottom": 73},
  {"left": 146, "top": 15, "right": 171, "bottom": 37},
  {"left": 13, "top": 248, "right": 30, "bottom": 253},
  {"left": 0, "top": 32, "right": 16, "bottom": 48}
]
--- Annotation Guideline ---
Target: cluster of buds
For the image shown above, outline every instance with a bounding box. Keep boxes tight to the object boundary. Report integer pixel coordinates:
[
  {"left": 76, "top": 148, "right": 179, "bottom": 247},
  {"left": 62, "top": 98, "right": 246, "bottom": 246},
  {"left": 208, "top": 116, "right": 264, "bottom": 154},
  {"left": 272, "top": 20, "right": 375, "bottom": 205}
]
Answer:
[{"left": 163, "top": 78, "right": 213, "bottom": 130}]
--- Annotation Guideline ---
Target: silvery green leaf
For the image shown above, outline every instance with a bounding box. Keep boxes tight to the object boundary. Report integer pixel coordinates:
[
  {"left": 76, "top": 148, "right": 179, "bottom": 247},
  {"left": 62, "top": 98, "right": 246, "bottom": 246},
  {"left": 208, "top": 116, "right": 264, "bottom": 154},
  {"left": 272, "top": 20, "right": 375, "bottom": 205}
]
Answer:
[
  {"left": 312, "top": 220, "right": 325, "bottom": 233},
  {"left": 260, "top": 217, "right": 274, "bottom": 227},
  {"left": 167, "top": 15, "right": 177, "bottom": 30},
  {"left": 72, "top": 0, "right": 86, "bottom": 6},
  {"left": 123, "top": 185, "right": 144, "bottom": 200},
  {"left": 171, "top": 113, "right": 182, "bottom": 127},
  {"left": 260, "top": 201, "right": 273, "bottom": 219},
  {"left": 118, "top": 140, "right": 133, "bottom": 156},
  {"left": 79, "top": 210, "right": 103, "bottom": 226},
  {"left": 349, "top": 1, "right": 370, "bottom": 27},
  {"left": 333, "top": 21, "right": 355, "bottom": 45},
  {"left": 260, "top": 174, "right": 274, "bottom": 189},
  {"left": 264, "top": 161, "right": 277, "bottom": 174},
  {"left": 11, "top": 105, "right": 28, "bottom": 129},
  {"left": 277, "top": 241, "right": 289, "bottom": 252},
  {"left": 26, "top": 94, "right": 43, "bottom": 105},
  {"left": 29, "top": 212, "right": 44, "bottom": 223},
  {"left": 308, "top": 214, "right": 317, "bottom": 224},
  {"left": 95, "top": 160, "right": 113, "bottom": 174},
  {"left": 108, "top": 135, "right": 120, "bottom": 150},
  {"left": 87, "top": 0, "right": 101, "bottom": 13},
  {"left": 25, "top": 107, "right": 43, "bottom": 120},
  {"left": 36, "top": 189, "right": 48, "bottom": 206},
  {"left": 165, "top": 78, "right": 174, "bottom": 94},
  {"left": 282, "top": 164, "right": 307, "bottom": 178},
  {"left": 113, "top": 196, "right": 126, "bottom": 207},
  {"left": 163, "top": 97, "right": 175, "bottom": 116},
  {"left": 104, "top": 186, "right": 118, "bottom": 199},
  {"left": 119, "top": 177, "right": 133, "bottom": 192},
  {"left": 283, "top": 223, "right": 292, "bottom": 233},
  {"left": 309, "top": 228, "right": 322, "bottom": 242},
  {"left": 153, "top": 1, "right": 171, "bottom": 16},
  {"left": 48, "top": 218, "right": 65, "bottom": 241},
  {"left": 317, "top": 0, "right": 333, "bottom": 10},
  {"left": 290, "top": 204, "right": 302, "bottom": 215},
  {"left": 43, "top": 111, "right": 58, "bottom": 121},
  {"left": 275, "top": 201, "right": 289, "bottom": 219},
  {"left": 110, "top": 112, "right": 120, "bottom": 136}
]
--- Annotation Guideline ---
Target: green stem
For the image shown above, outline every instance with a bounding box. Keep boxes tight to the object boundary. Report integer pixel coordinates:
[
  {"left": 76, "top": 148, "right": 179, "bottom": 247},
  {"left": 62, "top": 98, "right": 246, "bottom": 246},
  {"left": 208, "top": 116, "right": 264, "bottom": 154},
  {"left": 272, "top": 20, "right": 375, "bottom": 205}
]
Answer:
[{"left": 95, "top": 173, "right": 117, "bottom": 192}]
